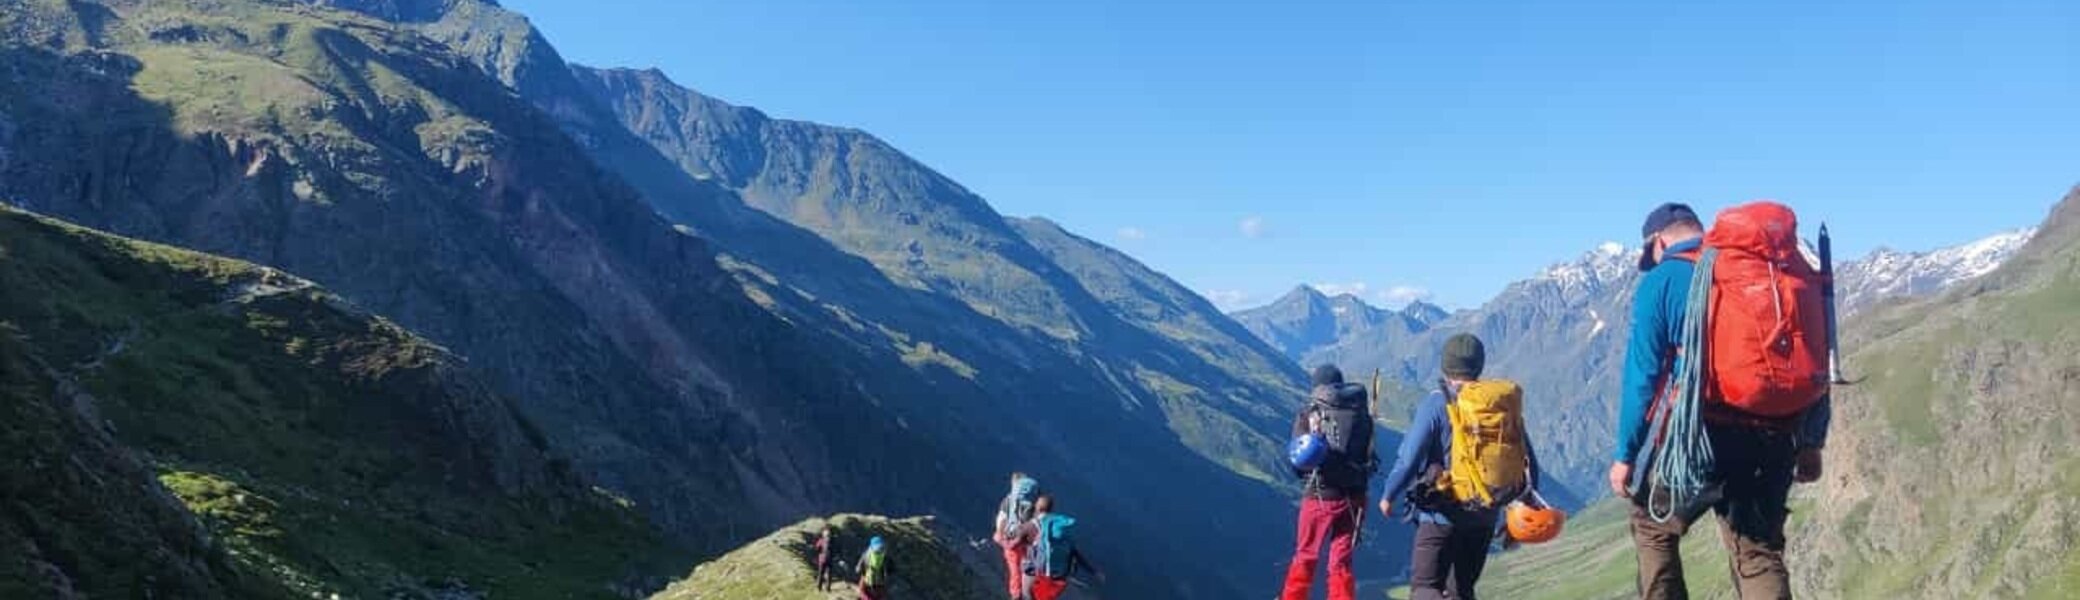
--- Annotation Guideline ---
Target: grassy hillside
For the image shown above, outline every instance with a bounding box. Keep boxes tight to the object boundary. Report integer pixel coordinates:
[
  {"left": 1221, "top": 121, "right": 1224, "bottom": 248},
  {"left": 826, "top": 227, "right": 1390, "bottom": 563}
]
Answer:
[
  {"left": 0, "top": 205, "right": 675, "bottom": 598},
  {"left": 654, "top": 515, "right": 996, "bottom": 600}
]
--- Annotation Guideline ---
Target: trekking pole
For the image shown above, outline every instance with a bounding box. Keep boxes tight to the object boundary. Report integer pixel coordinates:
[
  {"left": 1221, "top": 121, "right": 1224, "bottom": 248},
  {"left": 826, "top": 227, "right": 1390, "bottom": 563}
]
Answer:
[{"left": 1818, "top": 224, "right": 1852, "bottom": 385}]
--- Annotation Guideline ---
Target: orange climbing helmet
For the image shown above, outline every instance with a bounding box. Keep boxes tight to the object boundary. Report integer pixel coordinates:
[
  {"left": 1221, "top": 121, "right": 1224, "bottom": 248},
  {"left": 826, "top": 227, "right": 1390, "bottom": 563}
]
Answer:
[{"left": 1506, "top": 497, "right": 1565, "bottom": 544}]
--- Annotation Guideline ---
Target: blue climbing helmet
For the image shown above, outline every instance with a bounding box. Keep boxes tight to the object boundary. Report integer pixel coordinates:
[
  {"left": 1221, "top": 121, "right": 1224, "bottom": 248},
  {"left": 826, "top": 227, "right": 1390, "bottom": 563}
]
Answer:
[
  {"left": 1288, "top": 432, "right": 1328, "bottom": 470},
  {"left": 869, "top": 536, "right": 885, "bottom": 550}
]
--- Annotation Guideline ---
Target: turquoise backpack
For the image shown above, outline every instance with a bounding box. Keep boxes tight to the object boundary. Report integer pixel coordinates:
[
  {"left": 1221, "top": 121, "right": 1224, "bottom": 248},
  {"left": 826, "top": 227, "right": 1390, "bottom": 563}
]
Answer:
[{"left": 1024, "top": 513, "right": 1078, "bottom": 579}]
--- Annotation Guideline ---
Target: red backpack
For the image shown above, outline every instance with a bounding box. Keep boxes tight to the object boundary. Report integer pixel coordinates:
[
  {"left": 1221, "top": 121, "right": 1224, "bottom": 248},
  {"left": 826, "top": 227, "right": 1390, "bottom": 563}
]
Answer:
[{"left": 1700, "top": 201, "right": 1830, "bottom": 417}]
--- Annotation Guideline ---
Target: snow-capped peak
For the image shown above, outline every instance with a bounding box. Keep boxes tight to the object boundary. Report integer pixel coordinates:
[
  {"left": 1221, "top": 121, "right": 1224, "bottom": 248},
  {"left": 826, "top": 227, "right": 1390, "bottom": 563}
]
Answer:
[
  {"left": 1835, "top": 228, "right": 2036, "bottom": 314},
  {"left": 1536, "top": 242, "right": 1637, "bottom": 296}
]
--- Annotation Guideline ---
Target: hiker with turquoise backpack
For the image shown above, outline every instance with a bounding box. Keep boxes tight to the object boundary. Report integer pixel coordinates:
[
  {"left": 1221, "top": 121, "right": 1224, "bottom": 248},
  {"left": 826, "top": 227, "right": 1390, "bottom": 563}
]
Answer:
[
  {"left": 992, "top": 472, "right": 1041, "bottom": 599},
  {"left": 856, "top": 536, "right": 892, "bottom": 600},
  {"left": 1017, "top": 494, "right": 1102, "bottom": 600},
  {"left": 1279, "top": 365, "right": 1376, "bottom": 600},
  {"left": 1611, "top": 202, "right": 1832, "bottom": 600},
  {"left": 1376, "top": 334, "right": 1545, "bottom": 600}
]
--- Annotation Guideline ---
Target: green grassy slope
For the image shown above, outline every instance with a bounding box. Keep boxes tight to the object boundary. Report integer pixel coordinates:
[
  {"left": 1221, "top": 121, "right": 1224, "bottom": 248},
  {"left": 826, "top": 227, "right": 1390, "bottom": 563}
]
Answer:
[
  {"left": 654, "top": 515, "right": 997, "bottom": 600},
  {"left": 0, "top": 206, "right": 675, "bottom": 598}
]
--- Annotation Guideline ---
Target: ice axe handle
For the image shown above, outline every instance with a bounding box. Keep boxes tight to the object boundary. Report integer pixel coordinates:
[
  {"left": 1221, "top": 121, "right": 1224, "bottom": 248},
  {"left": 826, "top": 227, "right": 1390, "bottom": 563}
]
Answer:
[{"left": 1819, "top": 224, "right": 1851, "bottom": 385}]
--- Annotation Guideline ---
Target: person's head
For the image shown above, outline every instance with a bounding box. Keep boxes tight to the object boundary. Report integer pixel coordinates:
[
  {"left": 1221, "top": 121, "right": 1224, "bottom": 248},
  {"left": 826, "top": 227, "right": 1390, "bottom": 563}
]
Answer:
[
  {"left": 1638, "top": 202, "right": 1705, "bottom": 271},
  {"left": 1441, "top": 333, "right": 1486, "bottom": 382},
  {"left": 1034, "top": 493, "right": 1056, "bottom": 514},
  {"left": 1010, "top": 471, "right": 1027, "bottom": 485},
  {"left": 1311, "top": 364, "right": 1345, "bottom": 388},
  {"left": 869, "top": 536, "right": 885, "bottom": 551}
]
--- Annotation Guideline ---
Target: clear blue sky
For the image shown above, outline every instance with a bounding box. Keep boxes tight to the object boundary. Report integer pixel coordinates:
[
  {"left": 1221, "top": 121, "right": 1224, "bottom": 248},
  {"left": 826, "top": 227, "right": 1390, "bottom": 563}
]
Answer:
[{"left": 506, "top": 0, "right": 2077, "bottom": 310}]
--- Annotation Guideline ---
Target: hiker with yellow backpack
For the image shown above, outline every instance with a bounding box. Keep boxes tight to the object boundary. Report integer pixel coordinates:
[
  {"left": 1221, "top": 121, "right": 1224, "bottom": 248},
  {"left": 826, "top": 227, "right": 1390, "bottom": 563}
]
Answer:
[{"left": 1377, "top": 333, "right": 1557, "bottom": 600}]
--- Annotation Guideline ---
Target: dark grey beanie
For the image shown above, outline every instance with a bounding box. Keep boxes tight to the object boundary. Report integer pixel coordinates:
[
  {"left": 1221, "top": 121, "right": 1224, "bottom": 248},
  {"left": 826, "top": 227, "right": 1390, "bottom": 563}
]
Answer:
[
  {"left": 1441, "top": 334, "right": 1486, "bottom": 379},
  {"left": 1311, "top": 364, "right": 1345, "bottom": 386}
]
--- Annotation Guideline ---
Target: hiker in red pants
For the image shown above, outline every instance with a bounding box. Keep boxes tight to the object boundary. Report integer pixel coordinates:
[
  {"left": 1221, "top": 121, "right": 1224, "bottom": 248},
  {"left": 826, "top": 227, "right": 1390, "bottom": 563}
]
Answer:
[
  {"left": 1279, "top": 365, "right": 1376, "bottom": 600},
  {"left": 993, "top": 472, "right": 1041, "bottom": 599}
]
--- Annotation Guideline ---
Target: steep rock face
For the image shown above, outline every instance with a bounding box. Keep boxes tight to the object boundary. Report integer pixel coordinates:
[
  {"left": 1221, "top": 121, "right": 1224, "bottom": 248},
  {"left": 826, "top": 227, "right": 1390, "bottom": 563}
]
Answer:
[
  {"left": 0, "top": 0, "right": 898, "bottom": 554},
  {"left": 0, "top": 206, "right": 668, "bottom": 598},
  {"left": 1792, "top": 188, "right": 2080, "bottom": 599}
]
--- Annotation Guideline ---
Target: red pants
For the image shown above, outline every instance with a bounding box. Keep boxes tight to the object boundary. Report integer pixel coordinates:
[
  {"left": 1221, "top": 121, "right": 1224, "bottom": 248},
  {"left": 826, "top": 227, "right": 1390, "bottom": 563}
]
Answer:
[
  {"left": 1001, "top": 544, "right": 1027, "bottom": 598},
  {"left": 1030, "top": 576, "right": 1070, "bottom": 600},
  {"left": 1280, "top": 494, "right": 1363, "bottom": 600}
]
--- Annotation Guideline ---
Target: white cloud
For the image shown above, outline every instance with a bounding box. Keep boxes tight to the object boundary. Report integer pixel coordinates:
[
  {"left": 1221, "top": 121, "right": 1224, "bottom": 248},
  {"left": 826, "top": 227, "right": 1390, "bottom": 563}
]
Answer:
[
  {"left": 1379, "top": 285, "right": 1435, "bottom": 307},
  {"left": 1239, "top": 216, "right": 1268, "bottom": 239},
  {"left": 1312, "top": 282, "right": 1371, "bottom": 297},
  {"left": 1204, "top": 289, "right": 1253, "bottom": 311},
  {"left": 1116, "top": 227, "right": 1147, "bottom": 241}
]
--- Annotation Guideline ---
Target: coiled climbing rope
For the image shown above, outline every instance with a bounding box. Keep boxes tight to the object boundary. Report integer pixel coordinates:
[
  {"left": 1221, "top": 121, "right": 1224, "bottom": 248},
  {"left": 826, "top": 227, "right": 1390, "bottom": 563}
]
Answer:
[{"left": 1647, "top": 247, "right": 1719, "bottom": 523}]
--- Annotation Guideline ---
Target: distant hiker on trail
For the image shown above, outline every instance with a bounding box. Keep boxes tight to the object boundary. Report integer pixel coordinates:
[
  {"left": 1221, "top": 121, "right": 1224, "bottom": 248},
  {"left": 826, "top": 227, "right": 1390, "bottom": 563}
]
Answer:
[
  {"left": 1017, "top": 494, "right": 1102, "bottom": 600},
  {"left": 1376, "top": 333, "right": 1543, "bottom": 600},
  {"left": 1612, "top": 202, "right": 1832, "bottom": 600},
  {"left": 1279, "top": 365, "right": 1376, "bottom": 600},
  {"left": 857, "top": 536, "right": 891, "bottom": 600},
  {"left": 815, "top": 524, "right": 836, "bottom": 591},
  {"left": 993, "top": 472, "right": 1042, "bottom": 599}
]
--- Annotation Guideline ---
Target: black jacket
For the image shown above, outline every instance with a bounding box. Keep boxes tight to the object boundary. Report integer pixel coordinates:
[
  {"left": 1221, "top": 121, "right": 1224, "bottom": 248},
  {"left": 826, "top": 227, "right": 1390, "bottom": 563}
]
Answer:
[{"left": 1293, "top": 383, "right": 1376, "bottom": 499}]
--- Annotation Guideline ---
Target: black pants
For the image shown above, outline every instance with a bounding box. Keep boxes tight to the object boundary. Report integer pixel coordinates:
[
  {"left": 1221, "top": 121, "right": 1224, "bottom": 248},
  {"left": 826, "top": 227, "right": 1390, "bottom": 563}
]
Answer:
[
  {"left": 1409, "top": 509, "right": 1499, "bottom": 600},
  {"left": 817, "top": 560, "right": 832, "bottom": 590},
  {"left": 1631, "top": 422, "right": 1797, "bottom": 600}
]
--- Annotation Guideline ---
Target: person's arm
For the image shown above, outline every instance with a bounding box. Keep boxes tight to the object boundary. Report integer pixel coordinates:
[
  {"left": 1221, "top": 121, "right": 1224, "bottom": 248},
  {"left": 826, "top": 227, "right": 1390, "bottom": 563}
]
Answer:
[
  {"left": 1290, "top": 406, "right": 1312, "bottom": 479},
  {"left": 1379, "top": 393, "right": 1442, "bottom": 504},
  {"left": 1614, "top": 270, "right": 1677, "bottom": 464},
  {"left": 1072, "top": 548, "right": 1103, "bottom": 580}
]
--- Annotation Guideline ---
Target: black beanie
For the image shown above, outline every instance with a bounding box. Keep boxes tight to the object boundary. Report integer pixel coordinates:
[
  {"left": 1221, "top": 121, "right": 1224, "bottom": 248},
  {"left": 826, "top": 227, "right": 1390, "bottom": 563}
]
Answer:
[
  {"left": 1441, "top": 334, "right": 1486, "bottom": 379},
  {"left": 1311, "top": 364, "right": 1345, "bottom": 386}
]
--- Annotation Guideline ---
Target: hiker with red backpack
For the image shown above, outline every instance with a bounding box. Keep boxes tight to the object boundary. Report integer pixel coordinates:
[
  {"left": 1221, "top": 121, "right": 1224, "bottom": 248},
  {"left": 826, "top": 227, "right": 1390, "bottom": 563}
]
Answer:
[
  {"left": 1279, "top": 365, "right": 1376, "bottom": 600},
  {"left": 993, "top": 472, "right": 1041, "bottom": 599},
  {"left": 1611, "top": 202, "right": 1832, "bottom": 600},
  {"left": 1376, "top": 334, "right": 1549, "bottom": 600}
]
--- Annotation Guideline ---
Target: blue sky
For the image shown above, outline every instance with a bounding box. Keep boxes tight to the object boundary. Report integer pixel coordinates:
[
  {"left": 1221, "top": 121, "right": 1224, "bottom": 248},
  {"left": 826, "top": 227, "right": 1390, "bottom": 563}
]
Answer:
[{"left": 506, "top": 0, "right": 2078, "bottom": 310}]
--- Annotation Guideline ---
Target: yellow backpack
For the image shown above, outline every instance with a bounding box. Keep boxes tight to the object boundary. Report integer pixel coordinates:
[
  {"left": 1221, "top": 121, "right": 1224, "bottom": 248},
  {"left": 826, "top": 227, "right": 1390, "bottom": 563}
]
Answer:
[{"left": 1435, "top": 379, "right": 1531, "bottom": 509}]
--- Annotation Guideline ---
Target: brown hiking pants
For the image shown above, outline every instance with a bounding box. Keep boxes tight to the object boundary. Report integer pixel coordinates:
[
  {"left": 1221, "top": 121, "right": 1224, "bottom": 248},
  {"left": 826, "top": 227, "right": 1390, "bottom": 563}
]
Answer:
[{"left": 1629, "top": 423, "right": 1797, "bottom": 600}]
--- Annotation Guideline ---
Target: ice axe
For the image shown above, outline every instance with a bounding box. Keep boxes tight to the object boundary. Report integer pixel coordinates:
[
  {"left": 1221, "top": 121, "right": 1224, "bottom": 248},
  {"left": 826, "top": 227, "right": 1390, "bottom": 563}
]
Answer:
[{"left": 1818, "top": 224, "right": 1856, "bottom": 385}]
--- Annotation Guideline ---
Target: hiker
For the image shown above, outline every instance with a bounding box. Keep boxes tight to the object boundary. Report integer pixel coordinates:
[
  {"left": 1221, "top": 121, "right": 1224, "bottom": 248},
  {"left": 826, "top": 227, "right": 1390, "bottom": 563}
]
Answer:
[
  {"left": 1376, "top": 334, "right": 1543, "bottom": 600},
  {"left": 857, "top": 536, "right": 891, "bottom": 600},
  {"left": 1018, "top": 494, "right": 1101, "bottom": 600},
  {"left": 1279, "top": 365, "right": 1376, "bottom": 600},
  {"left": 815, "top": 524, "right": 836, "bottom": 591},
  {"left": 993, "top": 472, "right": 1042, "bottom": 599},
  {"left": 1611, "top": 202, "right": 1831, "bottom": 600}
]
